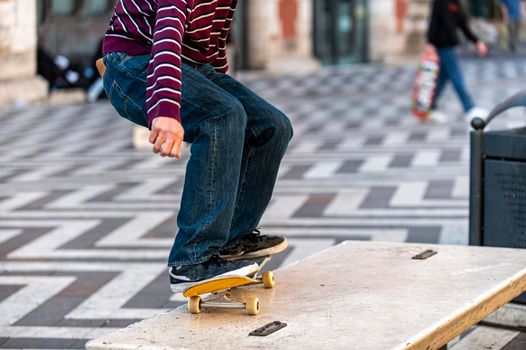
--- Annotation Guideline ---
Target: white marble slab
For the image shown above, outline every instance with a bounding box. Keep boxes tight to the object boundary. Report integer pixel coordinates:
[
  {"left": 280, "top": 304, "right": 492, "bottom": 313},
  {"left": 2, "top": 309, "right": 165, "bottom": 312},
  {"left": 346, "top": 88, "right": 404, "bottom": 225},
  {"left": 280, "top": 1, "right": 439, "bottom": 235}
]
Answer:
[{"left": 86, "top": 241, "right": 526, "bottom": 350}]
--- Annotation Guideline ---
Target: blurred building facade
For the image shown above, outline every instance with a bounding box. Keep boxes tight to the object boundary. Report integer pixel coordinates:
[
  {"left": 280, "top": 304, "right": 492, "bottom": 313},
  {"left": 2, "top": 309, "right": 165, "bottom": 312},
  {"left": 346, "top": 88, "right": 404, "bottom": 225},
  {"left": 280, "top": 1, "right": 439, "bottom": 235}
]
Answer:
[
  {"left": 0, "top": 0, "right": 511, "bottom": 105},
  {"left": 0, "top": 0, "right": 47, "bottom": 105},
  {"left": 37, "top": 0, "right": 112, "bottom": 67},
  {"left": 35, "top": 0, "right": 434, "bottom": 72},
  {"left": 244, "top": 0, "right": 431, "bottom": 71}
]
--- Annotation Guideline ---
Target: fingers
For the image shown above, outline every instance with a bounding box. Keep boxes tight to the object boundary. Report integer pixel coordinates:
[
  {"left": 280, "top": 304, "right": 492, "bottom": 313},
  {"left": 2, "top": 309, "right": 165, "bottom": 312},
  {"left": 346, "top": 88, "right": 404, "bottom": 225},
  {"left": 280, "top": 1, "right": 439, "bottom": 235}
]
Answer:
[
  {"left": 149, "top": 122, "right": 160, "bottom": 144},
  {"left": 149, "top": 129, "right": 183, "bottom": 158},
  {"left": 171, "top": 137, "right": 183, "bottom": 159},
  {"left": 151, "top": 132, "right": 183, "bottom": 158},
  {"left": 153, "top": 131, "right": 167, "bottom": 154},
  {"left": 162, "top": 134, "right": 183, "bottom": 159},
  {"left": 160, "top": 134, "right": 175, "bottom": 157},
  {"left": 148, "top": 117, "right": 184, "bottom": 158}
]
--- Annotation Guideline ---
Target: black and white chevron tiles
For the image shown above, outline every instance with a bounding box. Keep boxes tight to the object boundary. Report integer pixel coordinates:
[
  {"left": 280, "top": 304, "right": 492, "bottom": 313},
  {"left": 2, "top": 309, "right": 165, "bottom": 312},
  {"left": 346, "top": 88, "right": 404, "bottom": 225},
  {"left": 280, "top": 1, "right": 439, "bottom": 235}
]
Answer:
[{"left": 1, "top": 57, "right": 526, "bottom": 349}]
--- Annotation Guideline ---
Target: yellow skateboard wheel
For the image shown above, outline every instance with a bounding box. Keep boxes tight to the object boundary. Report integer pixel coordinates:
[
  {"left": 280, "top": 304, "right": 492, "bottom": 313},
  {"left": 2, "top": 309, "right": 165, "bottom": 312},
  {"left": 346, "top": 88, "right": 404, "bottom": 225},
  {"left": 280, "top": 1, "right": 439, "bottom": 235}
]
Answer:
[
  {"left": 246, "top": 297, "right": 260, "bottom": 316},
  {"left": 188, "top": 296, "right": 202, "bottom": 314},
  {"left": 262, "top": 271, "right": 275, "bottom": 289}
]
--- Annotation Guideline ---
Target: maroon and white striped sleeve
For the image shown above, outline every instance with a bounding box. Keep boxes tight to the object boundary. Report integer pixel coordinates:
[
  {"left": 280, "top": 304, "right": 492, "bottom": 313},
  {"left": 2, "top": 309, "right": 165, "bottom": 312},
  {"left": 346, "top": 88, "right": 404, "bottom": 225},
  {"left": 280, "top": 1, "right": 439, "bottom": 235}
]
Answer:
[
  {"left": 146, "top": 0, "right": 191, "bottom": 127},
  {"left": 210, "top": 5, "right": 235, "bottom": 73}
]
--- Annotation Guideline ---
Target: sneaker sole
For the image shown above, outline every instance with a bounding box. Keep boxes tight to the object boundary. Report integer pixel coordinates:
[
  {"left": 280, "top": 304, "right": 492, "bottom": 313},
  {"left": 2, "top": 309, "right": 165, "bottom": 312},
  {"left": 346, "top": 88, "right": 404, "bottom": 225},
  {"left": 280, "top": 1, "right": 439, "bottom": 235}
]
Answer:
[
  {"left": 218, "top": 251, "right": 245, "bottom": 259},
  {"left": 169, "top": 262, "right": 260, "bottom": 293},
  {"left": 224, "top": 239, "right": 289, "bottom": 261},
  {"left": 170, "top": 281, "right": 194, "bottom": 293}
]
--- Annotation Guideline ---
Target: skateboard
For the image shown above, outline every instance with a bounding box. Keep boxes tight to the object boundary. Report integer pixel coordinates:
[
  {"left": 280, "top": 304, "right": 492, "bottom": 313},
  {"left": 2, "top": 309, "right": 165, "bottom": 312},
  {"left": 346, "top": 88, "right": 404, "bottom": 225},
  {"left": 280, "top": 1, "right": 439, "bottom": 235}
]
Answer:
[
  {"left": 411, "top": 45, "right": 440, "bottom": 120},
  {"left": 182, "top": 256, "right": 275, "bottom": 316}
]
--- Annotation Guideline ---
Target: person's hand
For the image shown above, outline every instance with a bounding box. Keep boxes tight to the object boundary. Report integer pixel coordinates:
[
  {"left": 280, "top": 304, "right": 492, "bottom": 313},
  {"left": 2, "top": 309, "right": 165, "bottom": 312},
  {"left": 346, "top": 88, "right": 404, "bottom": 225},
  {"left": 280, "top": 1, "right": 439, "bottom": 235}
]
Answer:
[
  {"left": 425, "top": 44, "right": 436, "bottom": 55},
  {"left": 476, "top": 41, "right": 488, "bottom": 57},
  {"left": 149, "top": 117, "right": 184, "bottom": 158}
]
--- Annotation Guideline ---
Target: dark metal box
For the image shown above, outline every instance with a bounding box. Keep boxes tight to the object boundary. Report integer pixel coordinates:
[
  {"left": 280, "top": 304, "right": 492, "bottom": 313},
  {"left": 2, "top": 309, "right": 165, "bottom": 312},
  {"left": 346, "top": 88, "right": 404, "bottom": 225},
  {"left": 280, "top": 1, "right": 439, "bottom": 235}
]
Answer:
[{"left": 470, "top": 92, "right": 526, "bottom": 304}]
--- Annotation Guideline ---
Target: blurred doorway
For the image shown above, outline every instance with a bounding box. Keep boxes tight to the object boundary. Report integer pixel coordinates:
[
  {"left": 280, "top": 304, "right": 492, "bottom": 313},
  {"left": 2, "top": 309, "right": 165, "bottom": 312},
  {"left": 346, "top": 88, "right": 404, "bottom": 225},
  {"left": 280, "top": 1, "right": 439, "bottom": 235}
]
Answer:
[
  {"left": 314, "top": 0, "right": 368, "bottom": 64},
  {"left": 233, "top": 0, "right": 249, "bottom": 70}
]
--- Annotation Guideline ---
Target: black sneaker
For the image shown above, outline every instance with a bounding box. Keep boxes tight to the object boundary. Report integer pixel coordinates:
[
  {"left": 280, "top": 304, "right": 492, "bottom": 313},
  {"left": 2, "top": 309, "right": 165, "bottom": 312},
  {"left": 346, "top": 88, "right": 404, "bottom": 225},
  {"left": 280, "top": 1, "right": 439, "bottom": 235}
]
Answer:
[
  {"left": 169, "top": 256, "right": 260, "bottom": 293},
  {"left": 219, "top": 229, "right": 288, "bottom": 260}
]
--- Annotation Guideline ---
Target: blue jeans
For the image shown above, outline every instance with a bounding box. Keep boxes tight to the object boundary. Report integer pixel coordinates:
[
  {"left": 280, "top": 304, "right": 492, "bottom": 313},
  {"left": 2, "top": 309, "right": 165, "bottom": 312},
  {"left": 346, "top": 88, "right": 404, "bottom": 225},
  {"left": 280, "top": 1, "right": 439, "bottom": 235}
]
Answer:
[
  {"left": 432, "top": 47, "right": 475, "bottom": 112},
  {"left": 102, "top": 52, "right": 293, "bottom": 267}
]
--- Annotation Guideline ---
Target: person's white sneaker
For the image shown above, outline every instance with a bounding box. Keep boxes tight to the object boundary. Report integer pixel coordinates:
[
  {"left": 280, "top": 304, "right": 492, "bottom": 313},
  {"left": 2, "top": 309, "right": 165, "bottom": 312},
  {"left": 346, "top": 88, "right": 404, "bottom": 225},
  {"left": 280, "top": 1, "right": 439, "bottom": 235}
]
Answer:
[
  {"left": 464, "top": 107, "right": 489, "bottom": 123},
  {"left": 428, "top": 110, "right": 449, "bottom": 124}
]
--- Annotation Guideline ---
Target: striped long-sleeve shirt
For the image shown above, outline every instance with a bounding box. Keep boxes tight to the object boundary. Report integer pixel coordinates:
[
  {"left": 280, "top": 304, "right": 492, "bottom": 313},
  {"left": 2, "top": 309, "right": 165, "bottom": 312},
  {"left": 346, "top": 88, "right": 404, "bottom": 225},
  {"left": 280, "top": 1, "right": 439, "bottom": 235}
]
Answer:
[{"left": 103, "top": 0, "right": 238, "bottom": 126}]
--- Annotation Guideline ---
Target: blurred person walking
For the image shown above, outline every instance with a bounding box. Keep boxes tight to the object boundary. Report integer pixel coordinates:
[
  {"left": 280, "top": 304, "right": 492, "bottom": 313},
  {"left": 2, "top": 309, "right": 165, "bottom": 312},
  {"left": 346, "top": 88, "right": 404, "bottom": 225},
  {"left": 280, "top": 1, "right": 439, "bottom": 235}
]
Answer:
[
  {"left": 501, "top": 0, "right": 523, "bottom": 53},
  {"left": 427, "top": 0, "right": 489, "bottom": 123}
]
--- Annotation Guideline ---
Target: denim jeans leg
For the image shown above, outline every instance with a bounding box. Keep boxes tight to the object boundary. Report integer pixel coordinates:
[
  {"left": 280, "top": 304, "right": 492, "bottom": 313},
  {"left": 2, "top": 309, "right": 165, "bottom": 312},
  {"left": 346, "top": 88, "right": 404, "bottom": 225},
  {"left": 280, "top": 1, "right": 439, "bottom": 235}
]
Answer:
[
  {"left": 167, "top": 64, "right": 248, "bottom": 267},
  {"left": 431, "top": 60, "right": 448, "bottom": 110},
  {"left": 103, "top": 54, "right": 248, "bottom": 267},
  {"left": 437, "top": 48, "right": 474, "bottom": 112},
  {"left": 102, "top": 52, "right": 149, "bottom": 127},
  {"left": 199, "top": 65, "right": 293, "bottom": 242},
  {"left": 508, "top": 21, "right": 520, "bottom": 53}
]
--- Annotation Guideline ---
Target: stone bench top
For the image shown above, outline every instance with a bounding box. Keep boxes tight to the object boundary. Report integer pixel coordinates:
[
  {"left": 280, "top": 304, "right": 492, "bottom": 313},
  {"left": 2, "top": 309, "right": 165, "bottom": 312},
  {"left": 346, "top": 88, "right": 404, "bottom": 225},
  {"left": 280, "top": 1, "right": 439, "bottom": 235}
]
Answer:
[{"left": 86, "top": 241, "right": 526, "bottom": 350}]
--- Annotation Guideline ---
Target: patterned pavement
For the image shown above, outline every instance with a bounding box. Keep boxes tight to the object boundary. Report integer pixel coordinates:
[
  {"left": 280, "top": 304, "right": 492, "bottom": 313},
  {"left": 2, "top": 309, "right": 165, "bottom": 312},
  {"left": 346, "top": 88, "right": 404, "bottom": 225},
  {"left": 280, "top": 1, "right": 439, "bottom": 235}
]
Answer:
[{"left": 1, "top": 56, "right": 526, "bottom": 349}]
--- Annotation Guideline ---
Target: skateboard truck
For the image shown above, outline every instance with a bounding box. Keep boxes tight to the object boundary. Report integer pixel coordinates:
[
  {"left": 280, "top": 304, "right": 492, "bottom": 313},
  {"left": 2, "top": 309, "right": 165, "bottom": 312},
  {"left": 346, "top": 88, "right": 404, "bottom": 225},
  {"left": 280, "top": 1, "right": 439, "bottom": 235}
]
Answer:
[
  {"left": 189, "top": 292, "right": 262, "bottom": 316},
  {"left": 184, "top": 257, "right": 275, "bottom": 316}
]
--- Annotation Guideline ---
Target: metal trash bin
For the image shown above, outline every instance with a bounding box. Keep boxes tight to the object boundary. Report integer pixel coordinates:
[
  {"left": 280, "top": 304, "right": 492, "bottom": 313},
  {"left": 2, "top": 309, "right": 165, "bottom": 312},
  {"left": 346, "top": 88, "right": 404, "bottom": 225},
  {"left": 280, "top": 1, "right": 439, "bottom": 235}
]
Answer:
[{"left": 469, "top": 91, "right": 526, "bottom": 304}]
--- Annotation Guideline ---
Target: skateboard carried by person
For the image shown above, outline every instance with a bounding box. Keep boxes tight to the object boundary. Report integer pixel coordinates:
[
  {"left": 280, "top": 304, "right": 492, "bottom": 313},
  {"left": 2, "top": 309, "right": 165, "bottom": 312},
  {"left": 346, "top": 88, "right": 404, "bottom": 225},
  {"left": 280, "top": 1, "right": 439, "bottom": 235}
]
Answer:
[
  {"left": 411, "top": 45, "right": 440, "bottom": 120},
  {"left": 183, "top": 256, "right": 275, "bottom": 316}
]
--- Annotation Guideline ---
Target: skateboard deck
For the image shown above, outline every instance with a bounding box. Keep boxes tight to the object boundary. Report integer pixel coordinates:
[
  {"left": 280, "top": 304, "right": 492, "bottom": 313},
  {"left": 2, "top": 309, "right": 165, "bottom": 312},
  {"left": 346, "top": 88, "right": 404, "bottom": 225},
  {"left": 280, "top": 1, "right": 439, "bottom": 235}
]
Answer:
[
  {"left": 183, "top": 275, "right": 259, "bottom": 297},
  {"left": 411, "top": 46, "right": 440, "bottom": 120},
  {"left": 183, "top": 256, "right": 274, "bottom": 316}
]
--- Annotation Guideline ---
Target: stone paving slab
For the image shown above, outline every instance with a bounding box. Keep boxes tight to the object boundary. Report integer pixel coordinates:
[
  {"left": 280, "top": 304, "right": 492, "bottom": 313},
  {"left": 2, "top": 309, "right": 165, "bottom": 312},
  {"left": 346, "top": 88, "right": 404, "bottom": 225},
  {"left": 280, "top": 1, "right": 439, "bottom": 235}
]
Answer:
[
  {"left": 1, "top": 57, "right": 526, "bottom": 348},
  {"left": 451, "top": 325, "right": 526, "bottom": 350}
]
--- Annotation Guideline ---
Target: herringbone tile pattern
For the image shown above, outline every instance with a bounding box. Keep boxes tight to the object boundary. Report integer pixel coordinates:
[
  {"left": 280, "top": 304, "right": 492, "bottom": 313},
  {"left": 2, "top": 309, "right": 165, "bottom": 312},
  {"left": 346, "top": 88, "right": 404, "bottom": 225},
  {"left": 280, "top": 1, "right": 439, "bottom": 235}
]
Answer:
[{"left": 1, "top": 57, "right": 525, "bottom": 348}]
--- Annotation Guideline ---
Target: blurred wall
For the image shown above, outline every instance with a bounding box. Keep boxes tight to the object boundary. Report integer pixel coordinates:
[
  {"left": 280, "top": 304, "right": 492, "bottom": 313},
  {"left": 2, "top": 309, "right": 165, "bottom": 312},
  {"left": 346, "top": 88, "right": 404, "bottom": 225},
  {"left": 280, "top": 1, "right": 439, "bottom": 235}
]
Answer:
[
  {"left": 37, "top": 0, "right": 114, "bottom": 66},
  {"left": 370, "top": 0, "right": 400, "bottom": 62},
  {"left": 247, "top": 0, "right": 431, "bottom": 69},
  {"left": 34, "top": 0, "right": 440, "bottom": 74},
  {"left": 247, "top": 0, "right": 320, "bottom": 73},
  {"left": 370, "top": 0, "right": 430, "bottom": 63},
  {"left": 0, "top": 0, "right": 47, "bottom": 105}
]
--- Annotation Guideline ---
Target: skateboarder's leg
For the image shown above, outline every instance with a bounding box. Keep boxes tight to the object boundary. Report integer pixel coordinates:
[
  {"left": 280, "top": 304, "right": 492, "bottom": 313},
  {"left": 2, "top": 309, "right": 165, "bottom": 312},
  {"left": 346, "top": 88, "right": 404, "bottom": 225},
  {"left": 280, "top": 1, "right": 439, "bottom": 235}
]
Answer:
[
  {"left": 103, "top": 53, "right": 247, "bottom": 265},
  {"left": 167, "top": 64, "right": 250, "bottom": 267},
  {"left": 198, "top": 65, "right": 293, "bottom": 243},
  {"left": 508, "top": 20, "right": 520, "bottom": 53},
  {"left": 103, "top": 54, "right": 269, "bottom": 291},
  {"left": 101, "top": 53, "right": 150, "bottom": 127}
]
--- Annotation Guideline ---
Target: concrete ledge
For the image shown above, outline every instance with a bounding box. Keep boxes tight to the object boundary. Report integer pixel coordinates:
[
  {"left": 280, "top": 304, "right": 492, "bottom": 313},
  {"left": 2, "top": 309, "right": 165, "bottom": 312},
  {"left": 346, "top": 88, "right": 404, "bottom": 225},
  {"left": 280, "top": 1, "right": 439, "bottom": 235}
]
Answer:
[{"left": 86, "top": 241, "right": 526, "bottom": 350}]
